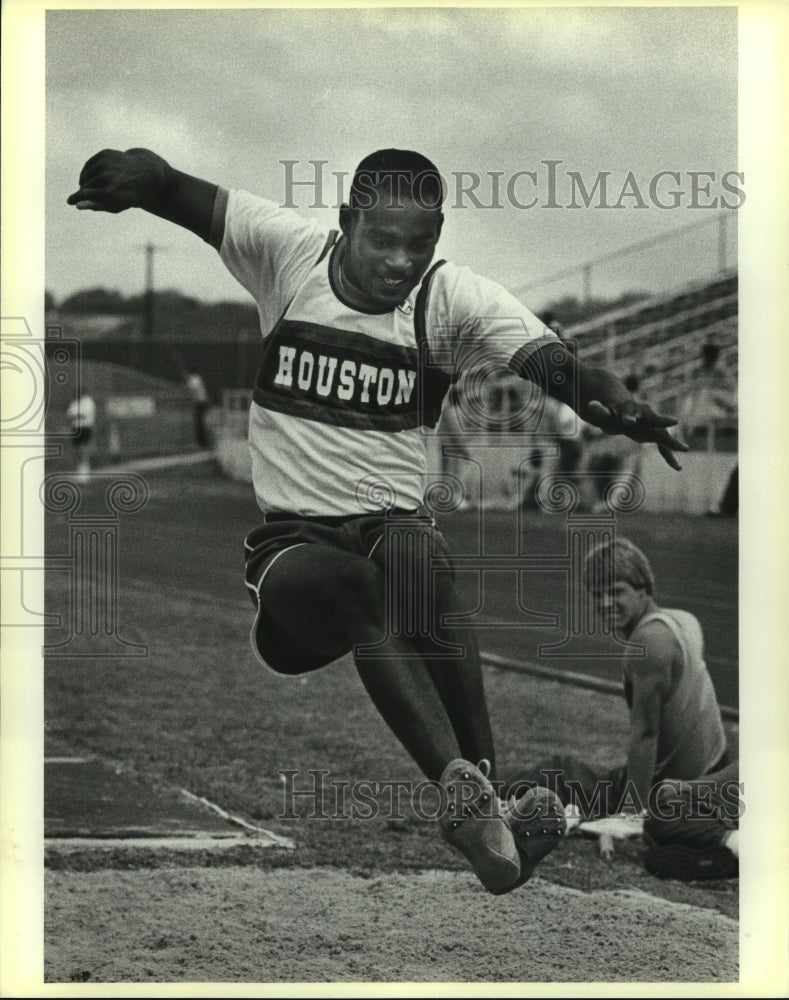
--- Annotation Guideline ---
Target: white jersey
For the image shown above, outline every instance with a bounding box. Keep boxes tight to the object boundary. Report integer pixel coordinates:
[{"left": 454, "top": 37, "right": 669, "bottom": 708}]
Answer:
[{"left": 217, "top": 189, "right": 557, "bottom": 516}]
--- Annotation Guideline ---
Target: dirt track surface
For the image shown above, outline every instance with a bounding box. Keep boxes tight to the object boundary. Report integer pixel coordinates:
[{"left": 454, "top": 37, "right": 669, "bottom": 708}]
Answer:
[{"left": 45, "top": 866, "right": 737, "bottom": 984}]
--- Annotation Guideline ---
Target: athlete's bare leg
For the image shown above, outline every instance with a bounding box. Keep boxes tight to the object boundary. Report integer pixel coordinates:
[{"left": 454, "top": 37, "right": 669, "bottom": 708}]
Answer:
[
  {"left": 259, "top": 544, "right": 487, "bottom": 781},
  {"left": 404, "top": 581, "right": 496, "bottom": 775},
  {"left": 367, "top": 528, "right": 497, "bottom": 776}
]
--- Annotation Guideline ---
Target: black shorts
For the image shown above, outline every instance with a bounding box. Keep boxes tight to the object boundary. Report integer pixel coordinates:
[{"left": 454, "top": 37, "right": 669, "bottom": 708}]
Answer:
[{"left": 243, "top": 507, "right": 452, "bottom": 674}]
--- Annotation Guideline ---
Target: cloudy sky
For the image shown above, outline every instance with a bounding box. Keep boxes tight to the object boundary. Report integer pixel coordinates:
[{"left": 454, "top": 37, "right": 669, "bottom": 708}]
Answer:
[{"left": 43, "top": 5, "right": 740, "bottom": 311}]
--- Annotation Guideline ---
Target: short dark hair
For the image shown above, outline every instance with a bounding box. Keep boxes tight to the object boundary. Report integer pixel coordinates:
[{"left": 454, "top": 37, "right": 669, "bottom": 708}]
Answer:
[{"left": 349, "top": 149, "right": 445, "bottom": 211}]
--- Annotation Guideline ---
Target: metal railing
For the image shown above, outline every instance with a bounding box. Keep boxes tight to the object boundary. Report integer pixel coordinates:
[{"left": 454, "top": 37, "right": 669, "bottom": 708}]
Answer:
[{"left": 513, "top": 214, "right": 736, "bottom": 310}]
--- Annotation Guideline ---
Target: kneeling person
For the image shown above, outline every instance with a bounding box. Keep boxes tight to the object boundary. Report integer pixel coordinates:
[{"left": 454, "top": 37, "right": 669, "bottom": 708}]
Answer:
[{"left": 507, "top": 538, "right": 729, "bottom": 826}]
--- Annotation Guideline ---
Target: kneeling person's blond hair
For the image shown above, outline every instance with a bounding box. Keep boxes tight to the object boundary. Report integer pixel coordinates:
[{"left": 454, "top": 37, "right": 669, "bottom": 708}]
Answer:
[{"left": 583, "top": 537, "right": 656, "bottom": 596}]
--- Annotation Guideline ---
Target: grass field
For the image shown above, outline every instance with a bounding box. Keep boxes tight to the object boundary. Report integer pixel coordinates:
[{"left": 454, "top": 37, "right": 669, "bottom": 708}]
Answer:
[
  {"left": 41, "top": 463, "right": 742, "bottom": 983},
  {"left": 45, "top": 460, "right": 740, "bottom": 706}
]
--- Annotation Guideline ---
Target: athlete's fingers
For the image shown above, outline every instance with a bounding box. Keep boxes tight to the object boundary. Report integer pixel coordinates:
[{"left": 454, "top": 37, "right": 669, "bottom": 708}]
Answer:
[
  {"left": 78, "top": 149, "right": 120, "bottom": 184},
  {"left": 654, "top": 427, "right": 686, "bottom": 463},
  {"left": 588, "top": 399, "right": 638, "bottom": 432},
  {"left": 67, "top": 188, "right": 117, "bottom": 211},
  {"left": 658, "top": 430, "right": 688, "bottom": 452},
  {"left": 78, "top": 159, "right": 101, "bottom": 187},
  {"left": 78, "top": 165, "right": 103, "bottom": 188},
  {"left": 586, "top": 400, "right": 612, "bottom": 424},
  {"left": 637, "top": 405, "right": 679, "bottom": 429},
  {"left": 647, "top": 421, "right": 688, "bottom": 450},
  {"left": 658, "top": 442, "right": 683, "bottom": 471},
  {"left": 67, "top": 188, "right": 96, "bottom": 205},
  {"left": 68, "top": 184, "right": 113, "bottom": 205},
  {"left": 78, "top": 164, "right": 117, "bottom": 193},
  {"left": 615, "top": 400, "right": 639, "bottom": 426}
]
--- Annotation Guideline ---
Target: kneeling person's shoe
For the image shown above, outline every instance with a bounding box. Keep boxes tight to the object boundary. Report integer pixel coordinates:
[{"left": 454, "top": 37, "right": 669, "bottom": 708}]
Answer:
[
  {"left": 504, "top": 786, "right": 566, "bottom": 887},
  {"left": 643, "top": 842, "right": 738, "bottom": 881},
  {"left": 439, "top": 758, "right": 521, "bottom": 895}
]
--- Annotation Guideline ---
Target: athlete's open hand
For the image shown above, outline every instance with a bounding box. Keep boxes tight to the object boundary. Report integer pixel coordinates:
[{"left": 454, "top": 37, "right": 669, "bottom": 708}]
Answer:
[
  {"left": 67, "top": 148, "right": 171, "bottom": 213},
  {"left": 586, "top": 398, "right": 688, "bottom": 471}
]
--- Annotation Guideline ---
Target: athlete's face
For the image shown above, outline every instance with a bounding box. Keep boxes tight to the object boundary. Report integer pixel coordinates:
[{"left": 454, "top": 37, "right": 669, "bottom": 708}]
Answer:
[
  {"left": 340, "top": 194, "right": 443, "bottom": 311},
  {"left": 589, "top": 580, "right": 648, "bottom": 635}
]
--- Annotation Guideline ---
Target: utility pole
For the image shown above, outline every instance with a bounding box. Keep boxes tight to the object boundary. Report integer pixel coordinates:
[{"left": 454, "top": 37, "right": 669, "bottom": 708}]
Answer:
[
  {"left": 717, "top": 213, "right": 729, "bottom": 273},
  {"left": 143, "top": 242, "right": 155, "bottom": 339},
  {"left": 582, "top": 263, "right": 592, "bottom": 306}
]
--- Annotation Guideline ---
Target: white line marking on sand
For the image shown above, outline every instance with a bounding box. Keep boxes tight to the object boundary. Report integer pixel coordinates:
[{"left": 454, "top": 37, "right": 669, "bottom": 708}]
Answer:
[
  {"left": 44, "top": 757, "right": 96, "bottom": 764},
  {"left": 179, "top": 789, "right": 295, "bottom": 849},
  {"left": 44, "top": 836, "right": 287, "bottom": 852}
]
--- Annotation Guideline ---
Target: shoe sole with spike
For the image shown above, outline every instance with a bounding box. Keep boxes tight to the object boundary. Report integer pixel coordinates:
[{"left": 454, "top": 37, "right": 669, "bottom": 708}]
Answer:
[
  {"left": 504, "top": 786, "right": 566, "bottom": 888},
  {"left": 439, "top": 759, "right": 521, "bottom": 895}
]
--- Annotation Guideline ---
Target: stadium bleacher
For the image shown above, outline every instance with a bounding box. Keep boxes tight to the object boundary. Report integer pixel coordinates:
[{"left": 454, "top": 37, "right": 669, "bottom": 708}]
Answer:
[{"left": 566, "top": 269, "right": 737, "bottom": 417}]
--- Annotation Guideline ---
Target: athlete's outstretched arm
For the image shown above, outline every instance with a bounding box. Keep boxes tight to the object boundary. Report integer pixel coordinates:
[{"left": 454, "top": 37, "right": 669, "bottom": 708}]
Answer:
[
  {"left": 67, "top": 148, "right": 220, "bottom": 245},
  {"left": 511, "top": 341, "right": 689, "bottom": 470}
]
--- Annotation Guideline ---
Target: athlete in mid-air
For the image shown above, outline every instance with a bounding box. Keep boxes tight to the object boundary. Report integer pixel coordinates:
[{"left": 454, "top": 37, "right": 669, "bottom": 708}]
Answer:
[{"left": 68, "top": 146, "right": 687, "bottom": 894}]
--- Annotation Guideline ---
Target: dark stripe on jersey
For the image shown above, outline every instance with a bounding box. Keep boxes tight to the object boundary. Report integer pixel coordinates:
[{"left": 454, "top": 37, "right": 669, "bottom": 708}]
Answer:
[
  {"left": 252, "top": 390, "right": 423, "bottom": 431},
  {"left": 267, "top": 319, "right": 420, "bottom": 368},
  {"left": 254, "top": 321, "right": 426, "bottom": 431},
  {"left": 413, "top": 259, "right": 447, "bottom": 346},
  {"left": 413, "top": 259, "right": 454, "bottom": 428}
]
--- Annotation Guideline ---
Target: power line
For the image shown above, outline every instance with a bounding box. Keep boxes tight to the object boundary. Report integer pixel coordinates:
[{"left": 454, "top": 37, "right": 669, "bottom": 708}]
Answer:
[{"left": 511, "top": 214, "right": 728, "bottom": 301}]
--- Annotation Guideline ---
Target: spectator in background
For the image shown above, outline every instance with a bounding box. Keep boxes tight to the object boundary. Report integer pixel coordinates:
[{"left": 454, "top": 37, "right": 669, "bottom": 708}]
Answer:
[
  {"left": 679, "top": 341, "right": 738, "bottom": 517},
  {"left": 185, "top": 369, "right": 211, "bottom": 449},
  {"left": 67, "top": 390, "right": 96, "bottom": 483},
  {"left": 522, "top": 314, "right": 583, "bottom": 510},
  {"left": 678, "top": 341, "right": 737, "bottom": 453}
]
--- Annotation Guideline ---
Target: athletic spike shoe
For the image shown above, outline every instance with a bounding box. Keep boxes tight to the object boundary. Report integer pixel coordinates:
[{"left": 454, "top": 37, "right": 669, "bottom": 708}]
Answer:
[
  {"left": 503, "top": 786, "right": 567, "bottom": 887},
  {"left": 643, "top": 842, "right": 739, "bottom": 881},
  {"left": 439, "top": 758, "right": 522, "bottom": 895}
]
